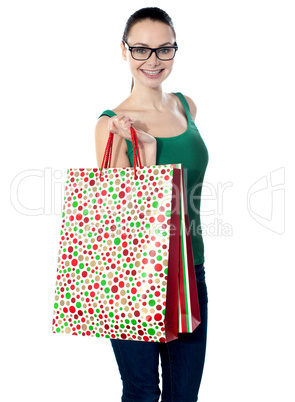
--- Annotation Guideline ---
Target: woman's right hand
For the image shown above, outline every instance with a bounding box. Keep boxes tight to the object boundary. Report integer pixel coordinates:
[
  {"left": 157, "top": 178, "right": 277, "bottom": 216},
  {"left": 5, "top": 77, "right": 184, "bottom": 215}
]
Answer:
[{"left": 108, "top": 113, "right": 157, "bottom": 147}]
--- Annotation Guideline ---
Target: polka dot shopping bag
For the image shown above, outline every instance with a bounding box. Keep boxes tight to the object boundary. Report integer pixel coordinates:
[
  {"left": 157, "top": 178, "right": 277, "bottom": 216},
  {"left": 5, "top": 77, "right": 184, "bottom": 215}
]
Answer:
[{"left": 51, "top": 127, "right": 201, "bottom": 342}]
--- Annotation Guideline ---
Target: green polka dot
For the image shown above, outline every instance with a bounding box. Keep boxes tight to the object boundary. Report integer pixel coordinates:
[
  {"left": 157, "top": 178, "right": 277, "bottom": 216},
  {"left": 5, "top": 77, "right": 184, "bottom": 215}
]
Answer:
[
  {"left": 114, "top": 237, "right": 121, "bottom": 245},
  {"left": 148, "top": 300, "right": 156, "bottom": 307},
  {"left": 65, "top": 292, "right": 71, "bottom": 299},
  {"left": 54, "top": 302, "right": 58, "bottom": 309},
  {"left": 83, "top": 209, "right": 89, "bottom": 216},
  {"left": 152, "top": 201, "right": 159, "bottom": 208},
  {"left": 148, "top": 328, "right": 155, "bottom": 335}
]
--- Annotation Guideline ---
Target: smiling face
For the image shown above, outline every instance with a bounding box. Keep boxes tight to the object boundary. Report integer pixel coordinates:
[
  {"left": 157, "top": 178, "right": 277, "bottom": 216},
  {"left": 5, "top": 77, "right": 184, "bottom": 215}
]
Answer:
[{"left": 121, "top": 19, "right": 176, "bottom": 90}]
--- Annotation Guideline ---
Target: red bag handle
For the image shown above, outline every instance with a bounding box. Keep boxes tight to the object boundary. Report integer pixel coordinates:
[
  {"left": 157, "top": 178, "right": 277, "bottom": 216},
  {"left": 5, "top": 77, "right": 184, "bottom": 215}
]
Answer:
[{"left": 99, "top": 127, "right": 144, "bottom": 180}]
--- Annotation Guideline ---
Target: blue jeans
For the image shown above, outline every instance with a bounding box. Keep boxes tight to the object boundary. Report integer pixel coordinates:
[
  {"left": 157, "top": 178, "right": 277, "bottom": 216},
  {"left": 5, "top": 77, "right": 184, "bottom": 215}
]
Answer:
[{"left": 110, "top": 263, "right": 208, "bottom": 402}]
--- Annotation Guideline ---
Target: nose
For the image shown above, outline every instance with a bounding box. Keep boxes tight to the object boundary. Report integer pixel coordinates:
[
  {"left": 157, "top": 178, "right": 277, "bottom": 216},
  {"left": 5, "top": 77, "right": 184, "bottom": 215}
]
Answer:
[{"left": 147, "top": 50, "right": 161, "bottom": 65}]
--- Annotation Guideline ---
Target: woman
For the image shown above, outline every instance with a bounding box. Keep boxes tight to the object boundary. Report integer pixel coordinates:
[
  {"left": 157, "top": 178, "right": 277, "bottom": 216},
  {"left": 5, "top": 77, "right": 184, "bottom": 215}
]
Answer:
[{"left": 95, "top": 7, "right": 209, "bottom": 402}]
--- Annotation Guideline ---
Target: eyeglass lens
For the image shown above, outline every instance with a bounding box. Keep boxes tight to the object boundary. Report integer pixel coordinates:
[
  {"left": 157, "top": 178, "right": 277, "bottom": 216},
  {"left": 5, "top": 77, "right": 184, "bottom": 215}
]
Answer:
[{"left": 131, "top": 47, "right": 176, "bottom": 60}]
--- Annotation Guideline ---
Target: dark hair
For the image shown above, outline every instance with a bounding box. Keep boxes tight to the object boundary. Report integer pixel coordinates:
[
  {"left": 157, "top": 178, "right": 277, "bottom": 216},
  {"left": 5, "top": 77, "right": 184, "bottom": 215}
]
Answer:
[{"left": 122, "top": 7, "right": 177, "bottom": 92}]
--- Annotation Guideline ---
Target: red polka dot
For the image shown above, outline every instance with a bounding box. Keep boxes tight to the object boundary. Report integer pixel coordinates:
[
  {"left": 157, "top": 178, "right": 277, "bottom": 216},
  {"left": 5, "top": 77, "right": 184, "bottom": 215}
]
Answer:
[
  {"left": 157, "top": 214, "right": 165, "bottom": 222},
  {"left": 154, "top": 264, "right": 162, "bottom": 272}
]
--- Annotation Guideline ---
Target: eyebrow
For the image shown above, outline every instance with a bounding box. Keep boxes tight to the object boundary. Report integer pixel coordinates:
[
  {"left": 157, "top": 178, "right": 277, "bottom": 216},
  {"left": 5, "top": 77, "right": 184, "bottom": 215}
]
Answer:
[{"left": 132, "top": 42, "right": 173, "bottom": 47}]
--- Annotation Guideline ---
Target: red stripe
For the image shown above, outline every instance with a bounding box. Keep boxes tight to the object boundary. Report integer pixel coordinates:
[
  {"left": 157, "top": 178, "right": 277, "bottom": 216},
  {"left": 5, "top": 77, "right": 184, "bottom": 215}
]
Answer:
[{"left": 165, "top": 168, "right": 181, "bottom": 342}]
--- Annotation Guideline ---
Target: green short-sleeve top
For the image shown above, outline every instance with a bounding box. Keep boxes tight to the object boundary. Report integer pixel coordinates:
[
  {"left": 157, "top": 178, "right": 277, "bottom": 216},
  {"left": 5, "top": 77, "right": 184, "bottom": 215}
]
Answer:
[{"left": 98, "top": 92, "right": 209, "bottom": 265}]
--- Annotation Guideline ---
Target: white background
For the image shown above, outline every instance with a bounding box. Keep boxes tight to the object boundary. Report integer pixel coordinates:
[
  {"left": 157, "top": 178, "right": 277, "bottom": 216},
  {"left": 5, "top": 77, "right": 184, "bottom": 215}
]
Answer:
[{"left": 1, "top": 0, "right": 295, "bottom": 401}]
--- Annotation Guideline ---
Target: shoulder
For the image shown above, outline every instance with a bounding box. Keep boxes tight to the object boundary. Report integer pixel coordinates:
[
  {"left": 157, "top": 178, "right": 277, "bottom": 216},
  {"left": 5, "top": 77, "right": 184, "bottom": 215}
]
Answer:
[{"left": 182, "top": 94, "right": 197, "bottom": 121}]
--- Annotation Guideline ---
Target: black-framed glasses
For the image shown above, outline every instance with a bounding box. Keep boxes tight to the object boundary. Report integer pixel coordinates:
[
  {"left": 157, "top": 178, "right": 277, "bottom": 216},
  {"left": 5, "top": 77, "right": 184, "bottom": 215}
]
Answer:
[{"left": 123, "top": 40, "right": 178, "bottom": 61}]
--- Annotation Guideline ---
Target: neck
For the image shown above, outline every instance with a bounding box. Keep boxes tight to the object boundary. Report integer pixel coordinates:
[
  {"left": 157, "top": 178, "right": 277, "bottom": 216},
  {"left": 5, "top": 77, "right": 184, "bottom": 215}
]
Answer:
[{"left": 129, "top": 81, "right": 169, "bottom": 112}]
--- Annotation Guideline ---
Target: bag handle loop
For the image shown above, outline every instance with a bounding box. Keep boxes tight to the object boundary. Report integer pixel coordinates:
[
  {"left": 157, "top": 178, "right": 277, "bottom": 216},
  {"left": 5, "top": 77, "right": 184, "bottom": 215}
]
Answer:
[{"left": 99, "top": 127, "right": 144, "bottom": 180}]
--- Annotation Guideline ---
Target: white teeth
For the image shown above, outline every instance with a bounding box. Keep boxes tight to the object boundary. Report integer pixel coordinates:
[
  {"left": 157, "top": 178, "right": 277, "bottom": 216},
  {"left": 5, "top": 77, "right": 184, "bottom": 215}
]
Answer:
[{"left": 142, "top": 69, "right": 162, "bottom": 75}]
